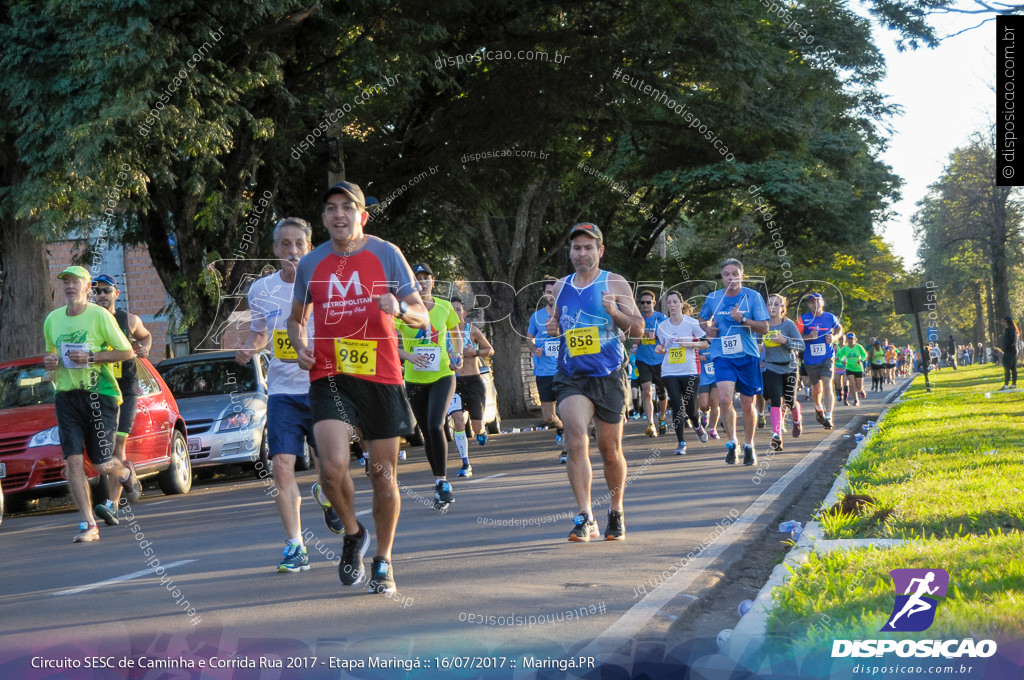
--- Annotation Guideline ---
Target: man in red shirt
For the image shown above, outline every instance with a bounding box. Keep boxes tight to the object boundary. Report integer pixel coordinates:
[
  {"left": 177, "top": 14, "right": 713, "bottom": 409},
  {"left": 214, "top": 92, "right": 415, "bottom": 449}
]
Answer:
[{"left": 288, "top": 181, "right": 429, "bottom": 596}]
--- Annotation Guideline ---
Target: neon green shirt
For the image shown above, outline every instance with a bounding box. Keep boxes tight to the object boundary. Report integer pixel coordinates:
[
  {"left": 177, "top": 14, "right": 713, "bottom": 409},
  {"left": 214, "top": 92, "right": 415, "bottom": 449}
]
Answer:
[
  {"left": 43, "top": 303, "right": 132, "bottom": 403},
  {"left": 396, "top": 298, "right": 460, "bottom": 384},
  {"left": 837, "top": 343, "right": 867, "bottom": 372}
]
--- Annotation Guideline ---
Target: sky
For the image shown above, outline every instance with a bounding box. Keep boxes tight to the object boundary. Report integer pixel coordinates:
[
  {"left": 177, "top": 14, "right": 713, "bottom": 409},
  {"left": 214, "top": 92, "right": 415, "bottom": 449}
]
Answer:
[{"left": 870, "top": 6, "right": 996, "bottom": 270}]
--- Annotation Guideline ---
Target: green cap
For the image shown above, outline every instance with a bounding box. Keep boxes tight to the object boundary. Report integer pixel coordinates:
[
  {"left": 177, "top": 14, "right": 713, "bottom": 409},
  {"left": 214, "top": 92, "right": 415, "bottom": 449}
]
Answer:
[{"left": 57, "top": 265, "right": 91, "bottom": 281}]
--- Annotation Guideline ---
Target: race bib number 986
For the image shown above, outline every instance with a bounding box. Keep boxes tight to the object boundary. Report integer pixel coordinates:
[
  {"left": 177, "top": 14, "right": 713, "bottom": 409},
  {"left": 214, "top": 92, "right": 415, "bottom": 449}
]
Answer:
[{"left": 334, "top": 338, "right": 377, "bottom": 376}]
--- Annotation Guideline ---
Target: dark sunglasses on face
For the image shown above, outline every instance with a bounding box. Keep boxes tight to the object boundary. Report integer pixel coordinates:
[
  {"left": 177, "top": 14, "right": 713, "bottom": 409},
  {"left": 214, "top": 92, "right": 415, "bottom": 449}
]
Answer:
[{"left": 92, "top": 287, "right": 115, "bottom": 294}]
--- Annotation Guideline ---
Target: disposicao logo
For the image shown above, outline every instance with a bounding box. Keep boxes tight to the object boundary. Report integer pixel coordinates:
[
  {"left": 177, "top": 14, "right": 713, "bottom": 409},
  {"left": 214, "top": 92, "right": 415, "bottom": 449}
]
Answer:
[
  {"left": 882, "top": 568, "right": 949, "bottom": 632},
  {"left": 831, "top": 568, "right": 998, "bottom": 659}
]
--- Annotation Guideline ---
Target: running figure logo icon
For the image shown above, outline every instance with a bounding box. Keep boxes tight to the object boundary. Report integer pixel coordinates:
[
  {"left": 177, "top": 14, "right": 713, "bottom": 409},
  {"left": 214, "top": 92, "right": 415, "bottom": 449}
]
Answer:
[{"left": 882, "top": 568, "right": 950, "bottom": 632}]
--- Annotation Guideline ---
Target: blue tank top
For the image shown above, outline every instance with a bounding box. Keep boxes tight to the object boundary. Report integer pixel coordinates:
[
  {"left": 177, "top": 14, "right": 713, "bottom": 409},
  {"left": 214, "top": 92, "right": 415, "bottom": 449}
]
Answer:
[{"left": 555, "top": 270, "right": 623, "bottom": 378}]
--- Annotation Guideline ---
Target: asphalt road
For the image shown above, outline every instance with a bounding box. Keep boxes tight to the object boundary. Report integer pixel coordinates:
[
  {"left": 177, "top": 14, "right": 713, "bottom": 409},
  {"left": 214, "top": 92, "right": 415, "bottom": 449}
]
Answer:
[{"left": 0, "top": 385, "right": 900, "bottom": 679}]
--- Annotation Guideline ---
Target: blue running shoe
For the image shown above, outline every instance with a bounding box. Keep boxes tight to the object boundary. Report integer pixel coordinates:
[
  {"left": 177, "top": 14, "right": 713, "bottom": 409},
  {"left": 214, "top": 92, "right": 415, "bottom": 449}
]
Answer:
[
  {"left": 278, "top": 543, "right": 310, "bottom": 573},
  {"left": 725, "top": 441, "right": 737, "bottom": 465},
  {"left": 476, "top": 433, "right": 487, "bottom": 446}
]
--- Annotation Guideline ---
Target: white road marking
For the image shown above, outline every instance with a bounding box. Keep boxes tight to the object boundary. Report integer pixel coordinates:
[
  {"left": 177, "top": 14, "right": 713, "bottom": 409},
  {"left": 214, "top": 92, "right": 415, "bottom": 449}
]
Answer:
[{"left": 53, "top": 559, "right": 197, "bottom": 596}]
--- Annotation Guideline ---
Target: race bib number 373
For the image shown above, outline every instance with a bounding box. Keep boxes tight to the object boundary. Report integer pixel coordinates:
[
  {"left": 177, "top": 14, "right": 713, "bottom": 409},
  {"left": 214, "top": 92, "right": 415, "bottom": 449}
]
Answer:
[
  {"left": 334, "top": 338, "right": 377, "bottom": 376},
  {"left": 566, "top": 326, "right": 600, "bottom": 357}
]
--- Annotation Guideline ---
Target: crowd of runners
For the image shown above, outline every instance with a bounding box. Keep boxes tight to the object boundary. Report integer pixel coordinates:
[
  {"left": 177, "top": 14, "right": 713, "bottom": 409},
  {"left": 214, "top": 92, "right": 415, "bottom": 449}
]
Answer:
[{"left": 45, "top": 178, "right": 1017, "bottom": 598}]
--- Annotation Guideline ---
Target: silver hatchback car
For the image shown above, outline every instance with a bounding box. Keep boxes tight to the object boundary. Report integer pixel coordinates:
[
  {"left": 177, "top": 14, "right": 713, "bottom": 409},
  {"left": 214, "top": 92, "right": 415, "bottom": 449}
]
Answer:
[{"left": 155, "top": 351, "right": 270, "bottom": 470}]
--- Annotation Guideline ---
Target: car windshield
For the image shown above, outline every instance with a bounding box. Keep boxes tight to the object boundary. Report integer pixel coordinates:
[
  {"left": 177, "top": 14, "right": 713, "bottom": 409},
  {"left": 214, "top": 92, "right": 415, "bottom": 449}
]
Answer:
[
  {"left": 0, "top": 363, "right": 55, "bottom": 409},
  {"left": 157, "top": 358, "right": 257, "bottom": 398}
]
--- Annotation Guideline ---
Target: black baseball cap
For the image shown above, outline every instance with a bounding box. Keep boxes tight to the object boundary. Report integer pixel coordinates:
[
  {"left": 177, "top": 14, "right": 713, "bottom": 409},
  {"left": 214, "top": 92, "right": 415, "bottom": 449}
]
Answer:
[
  {"left": 412, "top": 263, "right": 434, "bottom": 277},
  {"left": 323, "top": 181, "right": 366, "bottom": 208},
  {"left": 568, "top": 222, "right": 603, "bottom": 243}
]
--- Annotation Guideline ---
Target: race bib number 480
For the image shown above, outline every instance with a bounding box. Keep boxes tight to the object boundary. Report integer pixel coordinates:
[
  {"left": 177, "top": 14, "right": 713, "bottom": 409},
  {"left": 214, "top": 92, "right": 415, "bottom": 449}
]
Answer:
[
  {"left": 544, "top": 339, "right": 560, "bottom": 358},
  {"left": 334, "top": 338, "right": 377, "bottom": 376},
  {"left": 566, "top": 326, "right": 600, "bottom": 357}
]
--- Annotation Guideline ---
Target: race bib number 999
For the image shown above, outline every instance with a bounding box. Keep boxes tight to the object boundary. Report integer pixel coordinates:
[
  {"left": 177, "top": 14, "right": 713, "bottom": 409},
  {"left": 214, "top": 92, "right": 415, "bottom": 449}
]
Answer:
[
  {"left": 272, "top": 330, "right": 298, "bottom": 360},
  {"left": 334, "top": 338, "right": 377, "bottom": 376}
]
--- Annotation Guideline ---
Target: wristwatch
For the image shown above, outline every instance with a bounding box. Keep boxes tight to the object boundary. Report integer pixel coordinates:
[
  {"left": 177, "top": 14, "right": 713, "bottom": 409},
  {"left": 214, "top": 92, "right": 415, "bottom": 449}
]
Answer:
[
  {"left": 396, "top": 300, "right": 410, "bottom": 320},
  {"left": 740, "top": 316, "right": 748, "bottom": 325},
  {"left": 88, "top": 350, "right": 95, "bottom": 364}
]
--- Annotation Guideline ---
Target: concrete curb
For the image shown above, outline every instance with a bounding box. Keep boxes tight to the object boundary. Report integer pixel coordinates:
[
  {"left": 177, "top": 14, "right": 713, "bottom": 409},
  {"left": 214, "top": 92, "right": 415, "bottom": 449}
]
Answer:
[{"left": 724, "top": 375, "right": 917, "bottom": 667}]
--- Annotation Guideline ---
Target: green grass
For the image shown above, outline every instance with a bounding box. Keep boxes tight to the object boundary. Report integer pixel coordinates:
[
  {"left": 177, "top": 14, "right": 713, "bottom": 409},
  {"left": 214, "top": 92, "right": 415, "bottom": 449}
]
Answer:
[
  {"left": 765, "top": 532, "right": 1024, "bottom": 655},
  {"left": 765, "top": 363, "right": 1024, "bottom": 652},
  {"left": 819, "top": 363, "right": 1024, "bottom": 539}
]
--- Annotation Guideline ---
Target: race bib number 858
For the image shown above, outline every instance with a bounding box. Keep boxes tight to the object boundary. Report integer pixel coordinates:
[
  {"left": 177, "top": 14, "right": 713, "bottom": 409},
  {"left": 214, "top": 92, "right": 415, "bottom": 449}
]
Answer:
[{"left": 566, "top": 326, "right": 600, "bottom": 357}]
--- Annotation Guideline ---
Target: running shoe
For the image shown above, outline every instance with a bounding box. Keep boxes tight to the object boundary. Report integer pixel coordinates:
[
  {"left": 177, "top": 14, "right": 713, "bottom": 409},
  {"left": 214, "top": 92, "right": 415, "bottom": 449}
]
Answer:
[
  {"left": 645, "top": 425, "right": 657, "bottom": 438},
  {"left": 311, "top": 482, "right": 345, "bottom": 534},
  {"left": 559, "top": 450, "right": 568, "bottom": 464},
  {"left": 823, "top": 417, "right": 834, "bottom": 430},
  {"left": 338, "top": 523, "right": 370, "bottom": 586},
  {"left": 674, "top": 442, "right": 687, "bottom": 456},
  {"left": 859, "top": 390, "right": 866, "bottom": 399},
  {"left": 457, "top": 463, "right": 473, "bottom": 477},
  {"left": 725, "top": 441, "right": 737, "bottom": 465},
  {"left": 700, "top": 412, "right": 709, "bottom": 429},
  {"left": 555, "top": 433, "right": 563, "bottom": 446},
  {"left": 604, "top": 510, "right": 625, "bottom": 540},
  {"left": 94, "top": 502, "right": 118, "bottom": 526},
  {"left": 278, "top": 543, "right": 310, "bottom": 573},
  {"left": 709, "top": 428, "right": 720, "bottom": 440},
  {"left": 368, "top": 557, "right": 397, "bottom": 594},
  {"left": 814, "top": 410, "right": 828, "bottom": 427},
  {"left": 121, "top": 461, "right": 142, "bottom": 503},
  {"left": 770, "top": 434, "right": 783, "bottom": 451},
  {"left": 658, "top": 421, "right": 667, "bottom": 436},
  {"left": 694, "top": 425, "right": 709, "bottom": 443},
  {"left": 568, "top": 513, "right": 600, "bottom": 542},
  {"left": 476, "top": 433, "right": 487, "bottom": 446},
  {"left": 434, "top": 480, "right": 454, "bottom": 505},
  {"left": 843, "top": 396, "right": 849, "bottom": 406},
  {"left": 398, "top": 449, "right": 407, "bottom": 460},
  {"left": 853, "top": 398, "right": 860, "bottom": 406},
  {"left": 757, "top": 414, "right": 766, "bottom": 429},
  {"left": 74, "top": 522, "right": 99, "bottom": 543},
  {"left": 742, "top": 444, "right": 757, "bottom": 466}
]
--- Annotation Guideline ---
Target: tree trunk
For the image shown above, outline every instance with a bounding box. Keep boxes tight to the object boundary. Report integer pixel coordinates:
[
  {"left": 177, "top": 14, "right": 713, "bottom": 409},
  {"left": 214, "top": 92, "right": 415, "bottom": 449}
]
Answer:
[{"left": 0, "top": 217, "right": 50, "bottom": 361}]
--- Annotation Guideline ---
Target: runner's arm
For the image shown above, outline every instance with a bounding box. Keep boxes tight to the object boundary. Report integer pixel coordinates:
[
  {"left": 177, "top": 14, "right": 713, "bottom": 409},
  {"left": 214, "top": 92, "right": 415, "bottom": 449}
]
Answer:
[
  {"left": 469, "top": 326, "right": 493, "bottom": 358},
  {"left": 128, "top": 313, "right": 153, "bottom": 358},
  {"left": 606, "top": 274, "right": 644, "bottom": 340}
]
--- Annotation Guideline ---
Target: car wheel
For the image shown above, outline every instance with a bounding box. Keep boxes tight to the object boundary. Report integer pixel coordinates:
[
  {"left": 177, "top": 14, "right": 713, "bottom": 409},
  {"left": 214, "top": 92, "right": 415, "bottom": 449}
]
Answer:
[
  {"left": 0, "top": 486, "right": 4, "bottom": 526},
  {"left": 158, "top": 430, "right": 193, "bottom": 495},
  {"left": 486, "top": 416, "right": 501, "bottom": 435}
]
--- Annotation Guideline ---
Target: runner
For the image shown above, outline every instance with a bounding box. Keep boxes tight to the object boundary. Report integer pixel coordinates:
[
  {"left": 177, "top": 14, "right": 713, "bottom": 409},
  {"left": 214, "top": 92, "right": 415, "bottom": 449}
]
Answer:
[
  {"left": 696, "top": 341, "right": 721, "bottom": 440},
  {"left": 699, "top": 259, "right": 770, "bottom": 466},
  {"left": 236, "top": 217, "right": 343, "bottom": 573},
  {"left": 635, "top": 290, "right": 668, "bottom": 437},
  {"left": 799, "top": 292, "right": 842, "bottom": 429},
  {"left": 837, "top": 332, "right": 868, "bottom": 405},
  {"left": 43, "top": 265, "right": 139, "bottom": 542},
  {"left": 451, "top": 295, "right": 493, "bottom": 475},
  {"left": 545, "top": 223, "right": 643, "bottom": 542},
  {"left": 288, "top": 181, "right": 429, "bottom": 595},
  {"left": 833, "top": 334, "right": 847, "bottom": 404},
  {"left": 884, "top": 341, "right": 898, "bottom": 384},
  {"left": 762, "top": 294, "right": 804, "bottom": 451},
  {"left": 395, "top": 263, "right": 463, "bottom": 510},
  {"left": 869, "top": 339, "right": 887, "bottom": 390},
  {"left": 526, "top": 277, "right": 566, "bottom": 463},
  {"left": 89, "top": 273, "right": 152, "bottom": 524},
  {"left": 653, "top": 292, "right": 708, "bottom": 456}
]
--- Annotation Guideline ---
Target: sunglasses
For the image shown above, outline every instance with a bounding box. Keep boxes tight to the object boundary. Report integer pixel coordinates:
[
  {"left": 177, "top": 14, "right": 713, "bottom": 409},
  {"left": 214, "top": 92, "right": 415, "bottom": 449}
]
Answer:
[
  {"left": 640, "top": 300, "right": 654, "bottom": 305},
  {"left": 92, "top": 287, "right": 115, "bottom": 294}
]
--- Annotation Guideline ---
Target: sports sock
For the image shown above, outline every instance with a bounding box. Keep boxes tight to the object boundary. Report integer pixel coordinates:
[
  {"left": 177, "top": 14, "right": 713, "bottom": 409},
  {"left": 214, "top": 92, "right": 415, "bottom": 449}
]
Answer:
[
  {"left": 770, "top": 406, "right": 782, "bottom": 435},
  {"left": 453, "top": 430, "right": 469, "bottom": 463}
]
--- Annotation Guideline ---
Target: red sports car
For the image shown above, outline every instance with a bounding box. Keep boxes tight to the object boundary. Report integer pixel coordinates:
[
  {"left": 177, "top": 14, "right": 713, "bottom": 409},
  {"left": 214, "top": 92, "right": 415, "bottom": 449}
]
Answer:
[{"left": 0, "top": 356, "right": 192, "bottom": 514}]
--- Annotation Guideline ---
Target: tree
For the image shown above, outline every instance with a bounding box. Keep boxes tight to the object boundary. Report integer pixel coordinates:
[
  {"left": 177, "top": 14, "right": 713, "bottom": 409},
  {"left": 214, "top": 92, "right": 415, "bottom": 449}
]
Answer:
[{"left": 913, "top": 133, "right": 1024, "bottom": 347}]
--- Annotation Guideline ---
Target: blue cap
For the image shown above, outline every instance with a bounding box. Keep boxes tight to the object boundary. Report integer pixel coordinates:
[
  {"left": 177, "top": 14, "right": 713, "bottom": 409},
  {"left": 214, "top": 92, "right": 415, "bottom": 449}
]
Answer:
[{"left": 92, "top": 274, "right": 118, "bottom": 288}]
